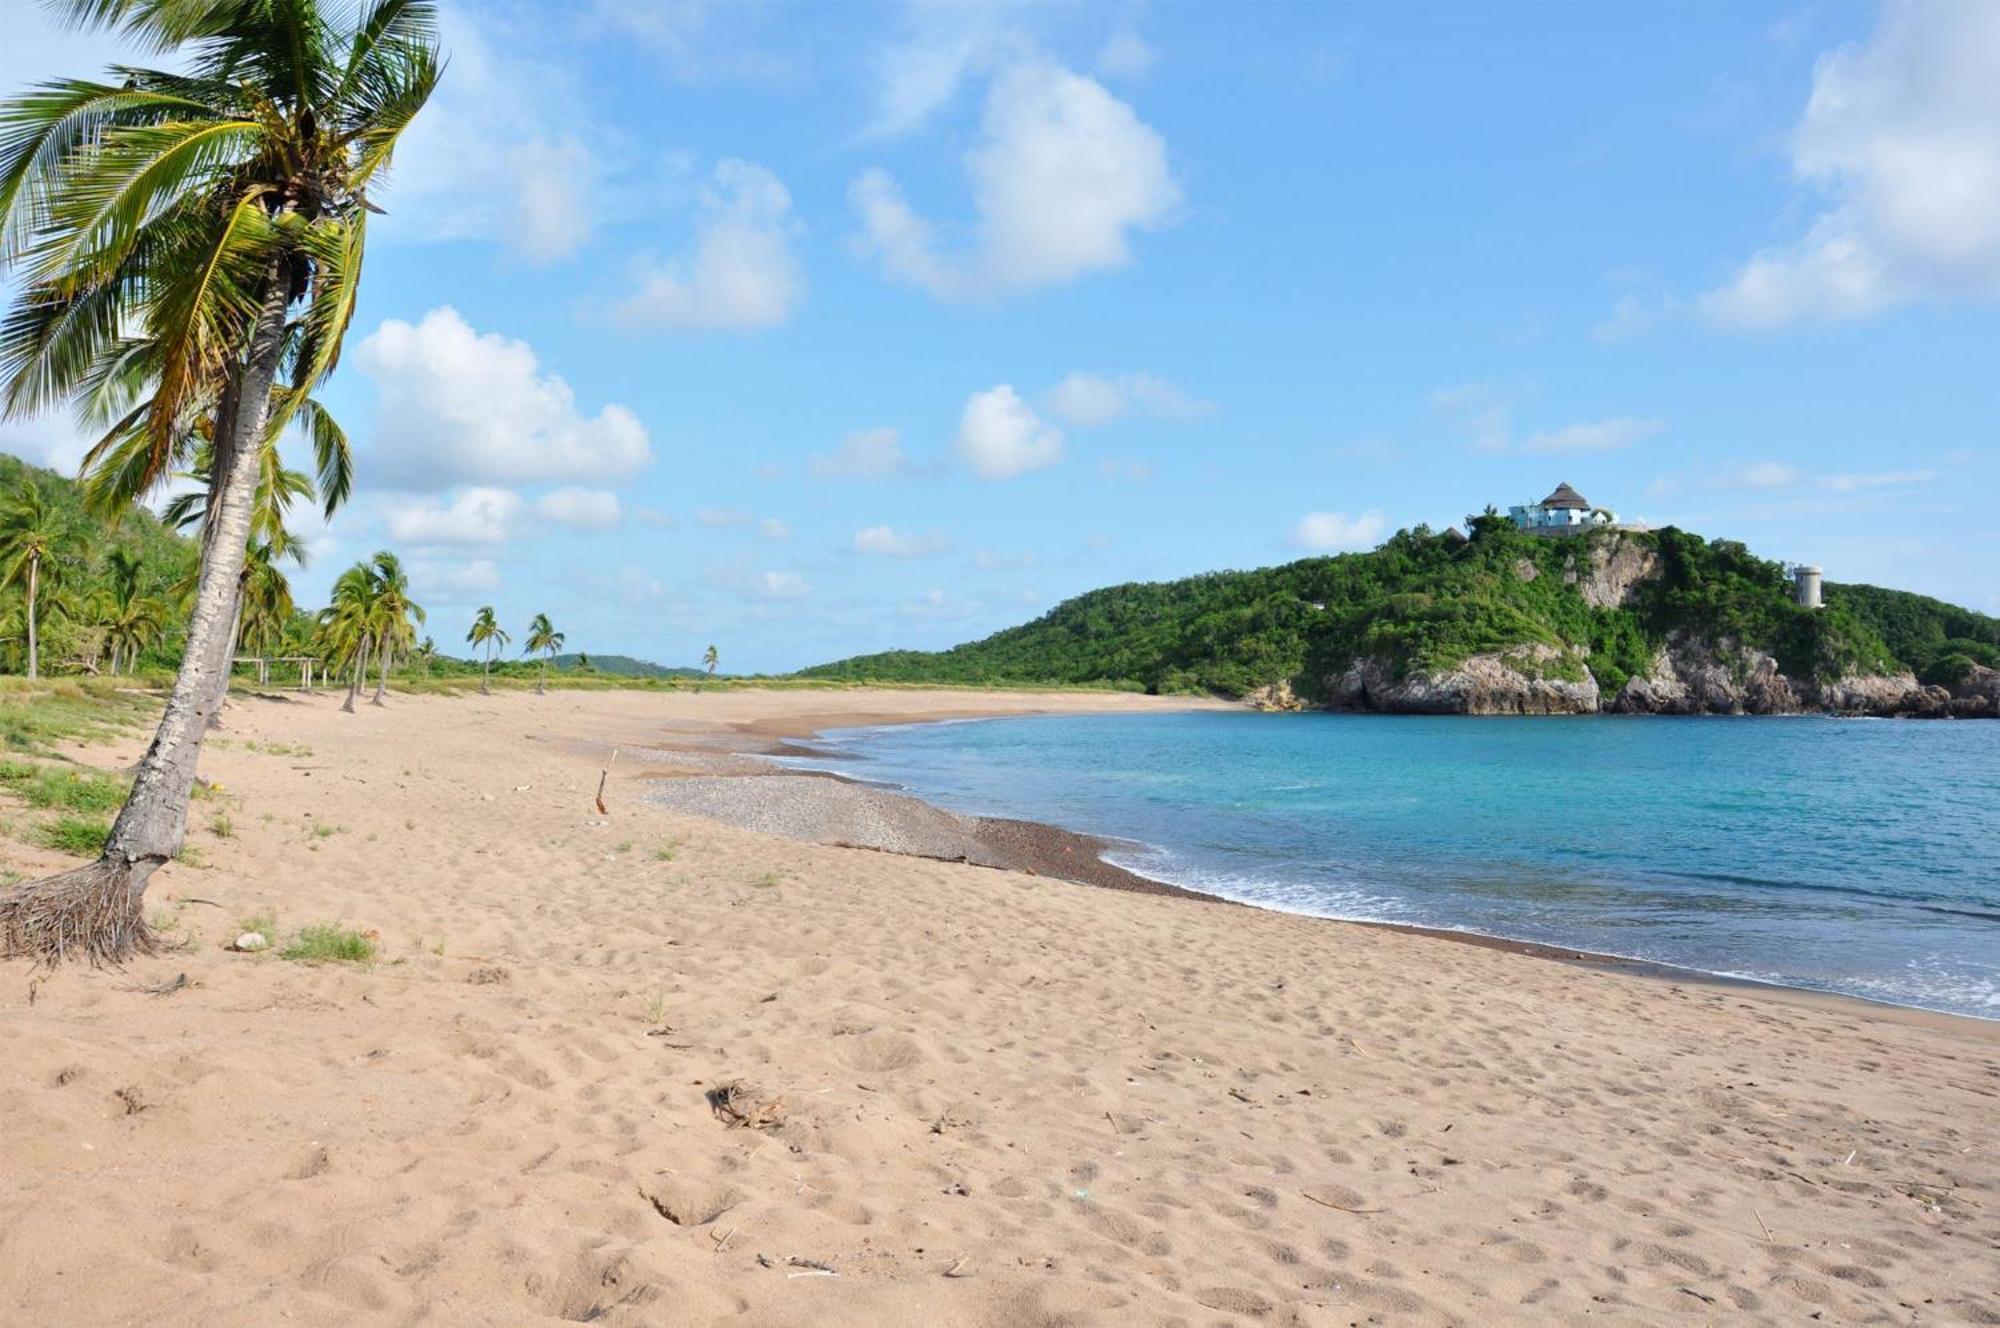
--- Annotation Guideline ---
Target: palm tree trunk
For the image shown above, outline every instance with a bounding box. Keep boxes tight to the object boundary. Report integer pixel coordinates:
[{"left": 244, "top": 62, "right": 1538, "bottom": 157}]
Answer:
[
  {"left": 24, "top": 554, "right": 38, "bottom": 681},
  {"left": 480, "top": 650, "right": 491, "bottom": 695},
  {"left": 342, "top": 635, "right": 367, "bottom": 714},
  {"left": 0, "top": 273, "right": 290, "bottom": 963},
  {"left": 537, "top": 656, "right": 546, "bottom": 695},
  {"left": 371, "top": 640, "right": 390, "bottom": 705}
]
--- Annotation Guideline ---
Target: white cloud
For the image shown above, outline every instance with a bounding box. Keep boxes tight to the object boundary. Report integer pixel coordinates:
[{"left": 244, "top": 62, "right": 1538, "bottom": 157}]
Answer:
[
  {"left": 383, "top": 488, "right": 525, "bottom": 545},
  {"left": 755, "top": 570, "right": 811, "bottom": 600},
  {"left": 537, "top": 487, "right": 622, "bottom": 530},
  {"left": 386, "top": 7, "right": 608, "bottom": 262},
  {"left": 851, "top": 59, "right": 1180, "bottom": 299},
  {"left": 1822, "top": 468, "right": 1941, "bottom": 492},
  {"left": 1723, "top": 461, "right": 1805, "bottom": 491},
  {"left": 696, "top": 507, "right": 750, "bottom": 528},
  {"left": 1665, "top": 461, "right": 1941, "bottom": 496},
  {"left": 1702, "top": 1, "right": 2000, "bottom": 327},
  {"left": 356, "top": 307, "right": 651, "bottom": 490},
  {"left": 955, "top": 384, "right": 1065, "bottom": 479},
  {"left": 1520, "top": 416, "right": 1666, "bottom": 454},
  {"left": 1097, "top": 30, "right": 1156, "bottom": 81},
  {"left": 759, "top": 517, "right": 792, "bottom": 541},
  {"left": 1045, "top": 371, "right": 1210, "bottom": 427},
  {"left": 808, "top": 426, "right": 912, "bottom": 479},
  {"left": 1291, "top": 510, "right": 1388, "bottom": 551},
  {"left": 612, "top": 159, "right": 805, "bottom": 331},
  {"left": 852, "top": 525, "right": 947, "bottom": 558},
  {"left": 410, "top": 558, "right": 503, "bottom": 597},
  {"left": 0, "top": 417, "right": 93, "bottom": 476}
]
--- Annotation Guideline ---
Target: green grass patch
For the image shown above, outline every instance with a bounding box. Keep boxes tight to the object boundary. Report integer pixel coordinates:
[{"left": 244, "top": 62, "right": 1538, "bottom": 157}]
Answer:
[
  {"left": 0, "top": 677, "right": 157, "bottom": 756},
  {"left": 280, "top": 922, "right": 377, "bottom": 965},
  {"left": 38, "top": 814, "right": 110, "bottom": 856},
  {"left": 209, "top": 813, "right": 233, "bottom": 838},
  {"left": 1, "top": 764, "right": 129, "bottom": 814}
]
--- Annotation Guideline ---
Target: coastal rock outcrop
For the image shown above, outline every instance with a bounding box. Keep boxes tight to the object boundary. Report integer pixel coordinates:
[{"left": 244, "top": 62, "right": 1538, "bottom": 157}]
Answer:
[
  {"left": 1245, "top": 680, "right": 1306, "bottom": 711},
  {"left": 1609, "top": 636, "right": 1799, "bottom": 715},
  {"left": 1568, "top": 534, "right": 1662, "bottom": 610},
  {"left": 1331, "top": 644, "right": 1600, "bottom": 715},
  {"left": 1810, "top": 670, "right": 1922, "bottom": 715}
]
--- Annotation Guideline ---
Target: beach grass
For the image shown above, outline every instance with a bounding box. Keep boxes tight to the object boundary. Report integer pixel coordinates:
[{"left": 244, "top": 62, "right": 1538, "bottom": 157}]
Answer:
[
  {"left": 0, "top": 677, "right": 158, "bottom": 755},
  {"left": 38, "top": 814, "right": 111, "bottom": 856},
  {"left": 280, "top": 922, "right": 377, "bottom": 964},
  {"left": 0, "top": 762, "right": 129, "bottom": 815}
]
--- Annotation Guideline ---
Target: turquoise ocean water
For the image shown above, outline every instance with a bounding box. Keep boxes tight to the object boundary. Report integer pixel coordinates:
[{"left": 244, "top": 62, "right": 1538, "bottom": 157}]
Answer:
[{"left": 786, "top": 712, "right": 2000, "bottom": 1019}]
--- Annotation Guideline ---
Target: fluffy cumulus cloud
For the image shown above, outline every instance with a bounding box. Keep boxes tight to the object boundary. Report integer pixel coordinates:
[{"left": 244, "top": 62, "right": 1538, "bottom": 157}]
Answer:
[
  {"left": 1290, "top": 510, "right": 1388, "bottom": 551},
  {"left": 537, "top": 487, "right": 622, "bottom": 530},
  {"left": 1702, "top": 1, "right": 2000, "bottom": 327},
  {"left": 356, "top": 307, "right": 651, "bottom": 490},
  {"left": 1044, "top": 371, "right": 1210, "bottom": 427},
  {"left": 808, "top": 426, "right": 913, "bottom": 479},
  {"left": 851, "top": 59, "right": 1179, "bottom": 299},
  {"left": 851, "top": 524, "right": 947, "bottom": 557},
  {"left": 1520, "top": 416, "right": 1666, "bottom": 454},
  {"left": 383, "top": 488, "right": 524, "bottom": 545},
  {"left": 955, "top": 385, "right": 1065, "bottom": 479},
  {"left": 612, "top": 159, "right": 805, "bottom": 331}
]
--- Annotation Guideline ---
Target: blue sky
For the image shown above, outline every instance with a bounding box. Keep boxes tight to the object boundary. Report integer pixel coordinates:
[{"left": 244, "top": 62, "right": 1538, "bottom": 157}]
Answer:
[{"left": 2, "top": 0, "right": 1996, "bottom": 672}]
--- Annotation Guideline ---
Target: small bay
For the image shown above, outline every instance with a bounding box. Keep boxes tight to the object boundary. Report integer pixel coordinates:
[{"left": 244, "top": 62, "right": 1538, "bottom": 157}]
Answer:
[{"left": 789, "top": 711, "right": 2000, "bottom": 1019}]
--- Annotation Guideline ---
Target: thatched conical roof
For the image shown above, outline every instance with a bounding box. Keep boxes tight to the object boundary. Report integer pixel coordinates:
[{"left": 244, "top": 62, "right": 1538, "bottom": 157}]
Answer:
[{"left": 1540, "top": 482, "right": 1590, "bottom": 510}]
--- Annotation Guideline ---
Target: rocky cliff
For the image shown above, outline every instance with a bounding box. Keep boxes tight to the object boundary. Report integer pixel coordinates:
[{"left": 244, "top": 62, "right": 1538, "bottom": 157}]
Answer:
[
  {"left": 1327, "top": 633, "right": 1990, "bottom": 718},
  {"left": 1332, "top": 645, "right": 1600, "bottom": 715}
]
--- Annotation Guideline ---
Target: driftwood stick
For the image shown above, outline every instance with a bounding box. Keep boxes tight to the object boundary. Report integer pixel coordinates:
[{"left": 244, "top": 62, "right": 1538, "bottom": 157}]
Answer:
[
  {"left": 1300, "top": 1191, "right": 1384, "bottom": 1214},
  {"left": 595, "top": 748, "right": 617, "bottom": 815}
]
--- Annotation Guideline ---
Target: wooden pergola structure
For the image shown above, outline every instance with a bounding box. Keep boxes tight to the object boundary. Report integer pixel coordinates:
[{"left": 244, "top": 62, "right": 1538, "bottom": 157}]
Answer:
[{"left": 234, "top": 655, "right": 318, "bottom": 689}]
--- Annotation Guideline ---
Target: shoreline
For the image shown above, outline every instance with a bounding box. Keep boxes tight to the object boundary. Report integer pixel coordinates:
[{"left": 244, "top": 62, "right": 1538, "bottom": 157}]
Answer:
[{"left": 641, "top": 705, "right": 1996, "bottom": 1032}]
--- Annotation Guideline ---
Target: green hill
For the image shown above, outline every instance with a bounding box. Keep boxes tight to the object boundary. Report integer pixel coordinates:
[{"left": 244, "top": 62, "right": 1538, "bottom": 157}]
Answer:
[
  {"left": 798, "top": 517, "right": 1999, "bottom": 712},
  {"left": 552, "top": 653, "right": 704, "bottom": 679},
  {"left": 0, "top": 453, "right": 197, "bottom": 677}
]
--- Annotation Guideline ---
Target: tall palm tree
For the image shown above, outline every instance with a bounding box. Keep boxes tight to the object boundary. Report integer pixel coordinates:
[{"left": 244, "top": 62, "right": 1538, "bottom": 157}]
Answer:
[
  {"left": 0, "top": 482, "right": 79, "bottom": 679},
  {"left": 0, "top": 0, "right": 442, "bottom": 962},
  {"left": 366, "top": 549, "right": 421, "bottom": 705},
  {"left": 702, "top": 643, "right": 719, "bottom": 690},
  {"left": 466, "top": 605, "right": 507, "bottom": 696},
  {"left": 524, "top": 613, "right": 563, "bottom": 696}
]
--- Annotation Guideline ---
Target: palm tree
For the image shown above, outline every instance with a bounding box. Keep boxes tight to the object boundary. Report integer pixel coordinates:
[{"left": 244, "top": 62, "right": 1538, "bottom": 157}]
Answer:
[
  {"left": 236, "top": 541, "right": 295, "bottom": 660},
  {"left": 0, "top": 0, "right": 440, "bottom": 961},
  {"left": 702, "top": 643, "right": 719, "bottom": 690},
  {"left": 318, "top": 562, "right": 377, "bottom": 715},
  {"left": 0, "top": 482, "right": 79, "bottom": 679},
  {"left": 466, "top": 606, "right": 507, "bottom": 695},
  {"left": 524, "top": 613, "right": 563, "bottom": 695},
  {"left": 366, "top": 549, "right": 422, "bottom": 705}
]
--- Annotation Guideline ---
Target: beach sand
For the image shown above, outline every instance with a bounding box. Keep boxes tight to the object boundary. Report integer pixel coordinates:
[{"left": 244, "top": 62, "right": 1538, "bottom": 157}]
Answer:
[{"left": 1, "top": 686, "right": 1994, "bottom": 1326}]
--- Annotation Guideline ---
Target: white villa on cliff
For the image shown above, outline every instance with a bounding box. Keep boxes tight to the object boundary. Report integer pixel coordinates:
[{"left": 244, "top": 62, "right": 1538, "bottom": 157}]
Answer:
[{"left": 1508, "top": 482, "right": 1620, "bottom": 535}]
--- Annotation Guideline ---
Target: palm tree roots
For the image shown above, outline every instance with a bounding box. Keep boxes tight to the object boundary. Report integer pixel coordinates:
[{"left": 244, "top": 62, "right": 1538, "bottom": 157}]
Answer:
[{"left": 0, "top": 859, "right": 156, "bottom": 965}]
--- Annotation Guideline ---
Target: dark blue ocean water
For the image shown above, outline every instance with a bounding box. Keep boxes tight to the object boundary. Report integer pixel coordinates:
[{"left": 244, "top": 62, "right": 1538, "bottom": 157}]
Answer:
[{"left": 786, "top": 712, "right": 2000, "bottom": 1019}]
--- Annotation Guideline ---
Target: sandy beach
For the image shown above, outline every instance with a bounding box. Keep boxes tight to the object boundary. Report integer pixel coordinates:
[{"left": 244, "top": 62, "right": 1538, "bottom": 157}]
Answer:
[{"left": 1, "top": 685, "right": 1995, "bottom": 1327}]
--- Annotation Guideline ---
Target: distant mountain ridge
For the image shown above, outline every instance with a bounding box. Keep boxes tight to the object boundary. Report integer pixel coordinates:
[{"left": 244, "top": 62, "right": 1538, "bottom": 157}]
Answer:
[{"left": 798, "top": 519, "right": 2000, "bottom": 717}]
